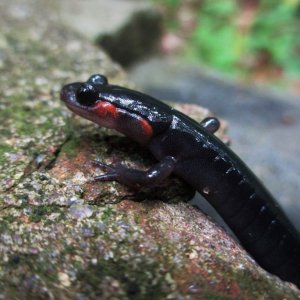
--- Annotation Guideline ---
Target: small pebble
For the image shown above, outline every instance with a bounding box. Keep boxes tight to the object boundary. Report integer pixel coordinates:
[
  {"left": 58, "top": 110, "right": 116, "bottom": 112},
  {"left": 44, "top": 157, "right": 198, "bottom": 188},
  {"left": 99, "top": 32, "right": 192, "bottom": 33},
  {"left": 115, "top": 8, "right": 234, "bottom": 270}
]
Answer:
[
  {"left": 58, "top": 272, "right": 71, "bottom": 287},
  {"left": 68, "top": 204, "right": 93, "bottom": 219}
]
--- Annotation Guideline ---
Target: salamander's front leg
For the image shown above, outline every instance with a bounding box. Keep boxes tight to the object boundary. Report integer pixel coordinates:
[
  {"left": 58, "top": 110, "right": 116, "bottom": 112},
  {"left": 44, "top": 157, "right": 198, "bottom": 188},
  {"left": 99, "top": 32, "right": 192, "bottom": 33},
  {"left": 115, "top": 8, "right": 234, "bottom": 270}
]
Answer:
[{"left": 92, "top": 156, "right": 176, "bottom": 188}]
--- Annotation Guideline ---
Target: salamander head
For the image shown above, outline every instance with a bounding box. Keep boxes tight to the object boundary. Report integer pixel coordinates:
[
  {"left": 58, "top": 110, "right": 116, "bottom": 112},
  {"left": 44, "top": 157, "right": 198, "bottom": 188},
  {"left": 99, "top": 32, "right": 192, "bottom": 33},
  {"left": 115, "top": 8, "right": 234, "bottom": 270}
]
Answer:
[
  {"left": 60, "top": 74, "right": 116, "bottom": 127},
  {"left": 60, "top": 74, "right": 172, "bottom": 144}
]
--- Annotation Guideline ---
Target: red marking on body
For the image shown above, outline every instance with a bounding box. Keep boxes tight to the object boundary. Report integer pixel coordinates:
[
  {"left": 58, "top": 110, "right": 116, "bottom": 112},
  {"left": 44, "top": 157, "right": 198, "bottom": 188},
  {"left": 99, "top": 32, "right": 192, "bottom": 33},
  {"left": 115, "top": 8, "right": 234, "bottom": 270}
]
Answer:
[
  {"left": 93, "top": 101, "right": 118, "bottom": 119},
  {"left": 139, "top": 118, "right": 153, "bottom": 137}
]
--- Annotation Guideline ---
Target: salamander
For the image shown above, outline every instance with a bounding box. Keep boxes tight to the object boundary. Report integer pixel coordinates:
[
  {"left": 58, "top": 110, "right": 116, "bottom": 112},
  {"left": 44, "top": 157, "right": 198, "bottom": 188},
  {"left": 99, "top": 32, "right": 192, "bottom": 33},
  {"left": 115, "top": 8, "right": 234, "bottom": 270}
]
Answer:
[{"left": 61, "top": 74, "right": 300, "bottom": 288}]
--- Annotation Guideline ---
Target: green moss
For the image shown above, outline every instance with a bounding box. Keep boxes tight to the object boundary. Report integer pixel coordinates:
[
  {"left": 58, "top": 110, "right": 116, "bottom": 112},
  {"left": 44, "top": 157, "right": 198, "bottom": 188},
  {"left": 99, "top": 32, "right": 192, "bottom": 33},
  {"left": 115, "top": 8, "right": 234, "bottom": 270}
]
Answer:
[
  {"left": 77, "top": 258, "right": 168, "bottom": 299},
  {"left": 28, "top": 205, "right": 61, "bottom": 223},
  {"left": 60, "top": 138, "right": 81, "bottom": 158},
  {"left": 133, "top": 213, "right": 141, "bottom": 224},
  {"left": 0, "top": 93, "right": 64, "bottom": 140},
  {"left": 60, "top": 244, "right": 77, "bottom": 258},
  {"left": 203, "top": 293, "right": 231, "bottom": 300},
  {"left": 2, "top": 251, "right": 59, "bottom": 298},
  {"left": 18, "top": 194, "right": 29, "bottom": 206},
  {"left": 101, "top": 207, "right": 114, "bottom": 223},
  {"left": 0, "top": 144, "right": 14, "bottom": 164},
  {"left": 2, "top": 214, "right": 16, "bottom": 223},
  {"left": 0, "top": 215, "right": 17, "bottom": 234},
  {"left": 230, "top": 266, "right": 298, "bottom": 299}
]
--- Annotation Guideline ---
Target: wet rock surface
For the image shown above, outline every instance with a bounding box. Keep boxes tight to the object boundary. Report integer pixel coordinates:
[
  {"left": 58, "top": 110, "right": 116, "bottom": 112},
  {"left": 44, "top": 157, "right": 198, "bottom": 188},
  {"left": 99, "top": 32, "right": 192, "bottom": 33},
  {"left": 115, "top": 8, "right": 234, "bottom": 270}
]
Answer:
[{"left": 0, "top": 1, "right": 300, "bottom": 299}]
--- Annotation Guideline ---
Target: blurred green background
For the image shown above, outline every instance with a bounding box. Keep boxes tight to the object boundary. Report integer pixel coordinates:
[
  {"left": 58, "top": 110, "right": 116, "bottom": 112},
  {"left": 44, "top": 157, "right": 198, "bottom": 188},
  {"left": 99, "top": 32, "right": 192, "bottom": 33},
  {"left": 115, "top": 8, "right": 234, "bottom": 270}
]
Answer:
[{"left": 153, "top": 0, "right": 300, "bottom": 88}]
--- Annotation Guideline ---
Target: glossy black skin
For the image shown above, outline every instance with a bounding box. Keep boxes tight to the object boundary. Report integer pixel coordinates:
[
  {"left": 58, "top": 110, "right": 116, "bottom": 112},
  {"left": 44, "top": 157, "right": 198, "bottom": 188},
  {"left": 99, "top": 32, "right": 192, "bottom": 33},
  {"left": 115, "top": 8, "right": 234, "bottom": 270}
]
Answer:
[{"left": 61, "top": 74, "right": 300, "bottom": 288}]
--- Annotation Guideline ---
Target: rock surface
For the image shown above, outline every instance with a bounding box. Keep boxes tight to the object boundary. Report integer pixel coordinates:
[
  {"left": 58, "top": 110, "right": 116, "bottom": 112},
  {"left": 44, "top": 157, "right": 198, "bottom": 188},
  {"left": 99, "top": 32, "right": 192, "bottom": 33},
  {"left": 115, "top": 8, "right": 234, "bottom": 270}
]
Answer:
[
  {"left": 0, "top": 1, "right": 299, "bottom": 299},
  {"left": 59, "top": 0, "right": 151, "bottom": 39}
]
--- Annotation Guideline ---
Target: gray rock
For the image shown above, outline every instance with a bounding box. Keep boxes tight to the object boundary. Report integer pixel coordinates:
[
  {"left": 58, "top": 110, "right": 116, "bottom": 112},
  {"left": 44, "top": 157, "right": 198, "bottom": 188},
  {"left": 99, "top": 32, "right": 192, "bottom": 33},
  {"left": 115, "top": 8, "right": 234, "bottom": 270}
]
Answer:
[{"left": 59, "top": 0, "right": 152, "bottom": 39}]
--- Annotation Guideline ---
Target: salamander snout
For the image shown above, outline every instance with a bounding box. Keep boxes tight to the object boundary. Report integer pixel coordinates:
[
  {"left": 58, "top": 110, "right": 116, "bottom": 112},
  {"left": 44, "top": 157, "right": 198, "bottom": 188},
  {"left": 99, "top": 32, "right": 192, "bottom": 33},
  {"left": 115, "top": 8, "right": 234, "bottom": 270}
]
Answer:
[{"left": 60, "top": 82, "right": 81, "bottom": 104}]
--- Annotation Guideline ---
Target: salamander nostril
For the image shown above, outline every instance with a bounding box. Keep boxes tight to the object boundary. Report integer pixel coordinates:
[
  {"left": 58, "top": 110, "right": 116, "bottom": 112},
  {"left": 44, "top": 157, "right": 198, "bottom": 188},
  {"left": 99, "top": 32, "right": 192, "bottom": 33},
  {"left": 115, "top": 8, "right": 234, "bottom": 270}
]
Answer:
[{"left": 76, "top": 83, "right": 98, "bottom": 106}]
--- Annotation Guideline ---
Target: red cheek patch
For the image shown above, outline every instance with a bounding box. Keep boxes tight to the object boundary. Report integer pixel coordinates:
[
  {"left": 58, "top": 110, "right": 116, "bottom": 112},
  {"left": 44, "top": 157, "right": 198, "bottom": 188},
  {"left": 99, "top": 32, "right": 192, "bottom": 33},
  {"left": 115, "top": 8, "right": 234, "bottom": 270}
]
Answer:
[
  {"left": 94, "top": 101, "right": 118, "bottom": 119},
  {"left": 139, "top": 118, "right": 153, "bottom": 137}
]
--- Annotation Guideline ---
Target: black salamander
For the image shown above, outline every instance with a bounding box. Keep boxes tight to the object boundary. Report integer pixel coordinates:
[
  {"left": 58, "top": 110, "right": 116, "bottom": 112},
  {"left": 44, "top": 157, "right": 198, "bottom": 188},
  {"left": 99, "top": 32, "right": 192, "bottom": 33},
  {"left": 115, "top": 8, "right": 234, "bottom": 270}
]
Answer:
[{"left": 61, "top": 74, "right": 300, "bottom": 288}]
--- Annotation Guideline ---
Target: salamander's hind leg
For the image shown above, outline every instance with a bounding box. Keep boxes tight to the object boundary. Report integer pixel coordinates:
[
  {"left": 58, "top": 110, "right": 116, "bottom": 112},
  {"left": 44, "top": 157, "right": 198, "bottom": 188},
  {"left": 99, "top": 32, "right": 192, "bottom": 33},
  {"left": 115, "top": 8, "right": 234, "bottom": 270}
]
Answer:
[
  {"left": 91, "top": 156, "right": 176, "bottom": 188},
  {"left": 200, "top": 117, "right": 220, "bottom": 133}
]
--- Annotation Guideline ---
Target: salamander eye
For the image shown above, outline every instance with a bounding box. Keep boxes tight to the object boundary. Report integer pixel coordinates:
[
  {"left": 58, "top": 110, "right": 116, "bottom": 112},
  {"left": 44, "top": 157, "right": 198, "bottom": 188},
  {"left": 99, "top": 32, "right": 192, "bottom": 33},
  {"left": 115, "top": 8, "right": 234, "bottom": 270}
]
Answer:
[
  {"left": 76, "top": 83, "right": 99, "bottom": 106},
  {"left": 87, "top": 74, "right": 108, "bottom": 85}
]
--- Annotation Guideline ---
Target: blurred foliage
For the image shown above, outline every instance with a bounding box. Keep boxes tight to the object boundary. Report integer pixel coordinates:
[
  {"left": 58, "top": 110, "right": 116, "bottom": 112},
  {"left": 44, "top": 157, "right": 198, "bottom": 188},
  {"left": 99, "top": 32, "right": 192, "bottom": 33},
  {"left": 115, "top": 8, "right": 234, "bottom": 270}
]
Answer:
[
  {"left": 189, "top": 1, "right": 240, "bottom": 73},
  {"left": 247, "top": 0, "right": 300, "bottom": 75},
  {"left": 154, "top": 0, "right": 300, "bottom": 79}
]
